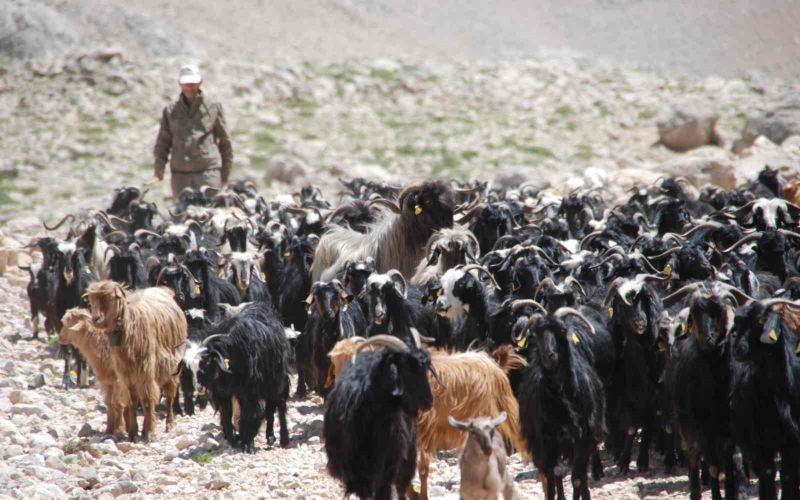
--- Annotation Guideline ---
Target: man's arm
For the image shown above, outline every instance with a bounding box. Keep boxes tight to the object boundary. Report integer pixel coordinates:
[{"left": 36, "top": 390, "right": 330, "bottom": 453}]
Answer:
[
  {"left": 153, "top": 108, "right": 172, "bottom": 180},
  {"left": 214, "top": 103, "right": 233, "bottom": 185}
]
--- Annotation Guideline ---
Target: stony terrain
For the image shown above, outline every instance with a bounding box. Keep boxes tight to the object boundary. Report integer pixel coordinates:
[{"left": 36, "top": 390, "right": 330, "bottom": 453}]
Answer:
[{"left": 2, "top": 3, "right": 800, "bottom": 498}]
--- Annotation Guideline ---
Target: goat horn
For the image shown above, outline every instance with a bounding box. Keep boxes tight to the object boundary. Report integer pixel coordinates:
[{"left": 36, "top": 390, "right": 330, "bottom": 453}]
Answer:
[
  {"left": 603, "top": 278, "right": 626, "bottom": 306},
  {"left": 491, "top": 235, "right": 519, "bottom": 252},
  {"left": 156, "top": 266, "right": 173, "bottom": 286},
  {"left": 355, "top": 334, "right": 409, "bottom": 354},
  {"left": 527, "top": 245, "right": 560, "bottom": 266},
  {"left": 134, "top": 229, "right": 162, "bottom": 239},
  {"left": 579, "top": 230, "right": 603, "bottom": 250},
  {"left": 588, "top": 253, "right": 623, "bottom": 270},
  {"left": 761, "top": 298, "right": 800, "bottom": 310},
  {"left": 368, "top": 198, "right": 402, "bottom": 214},
  {"left": 727, "top": 200, "right": 758, "bottom": 215},
  {"left": 778, "top": 229, "right": 800, "bottom": 241},
  {"left": 460, "top": 264, "right": 500, "bottom": 290},
  {"left": 680, "top": 222, "right": 723, "bottom": 238},
  {"left": 715, "top": 283, "right": 754, "bottom": 306},
  {"left": 646, "top": 246, "right": 682, "bottom": 261},
  {"left": 455, "top": 204, "right": 485, "bottom": 225},
  {"left": 104, "top": 244, "right": 121, "bottom": 259},
  {"left": 554, "top": 307, "right": 596, "bottom": 335},
  {"left": 43, "top": 214, "right": 75, "bottom": 231},
  {"left": 720, "top": 233, "right": 762, "bottom": 253},
  {"left": 533, "top": 277, "right": 557, "bottom": 301},
  {"left": 564, "top": 276, "right": 587, "bottom": 297},
  {"left": 663, "top": 283, "right": 702, "bottom": 306},
  {"left": 386, "top": 270, "right": 408, "bottom": 298},
  {"left": 510, "top": 299, "right": 547, "bottom": 314},
  {"left": 103, "top": 231, "right": 128, "bottom": 242},
  {"left": 201, "top": 333, "right": 227, "bottom": 346}
]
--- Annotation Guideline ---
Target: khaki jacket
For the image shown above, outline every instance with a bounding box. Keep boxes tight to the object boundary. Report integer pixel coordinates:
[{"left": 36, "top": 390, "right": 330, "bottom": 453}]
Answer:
[{"left": 153, "top": 90, "right": 233, "bottom": 183}]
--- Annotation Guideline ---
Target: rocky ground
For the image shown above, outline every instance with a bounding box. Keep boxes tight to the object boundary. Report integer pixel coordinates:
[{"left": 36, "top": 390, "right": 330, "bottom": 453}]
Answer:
[{"left": 2, "top": 22, "right": 800, "bottom": 500}]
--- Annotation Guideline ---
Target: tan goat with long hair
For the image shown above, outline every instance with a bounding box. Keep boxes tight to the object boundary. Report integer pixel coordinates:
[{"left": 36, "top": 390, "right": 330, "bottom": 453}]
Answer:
[
  {"left": 326, "top": 340, "right": 525, "bottom": 500},
  {"left": 85, "top": 281, "right": 187, "bottom": 442},
  {"left": 58, "top": 307, "right": 125, "bottom": 436}
]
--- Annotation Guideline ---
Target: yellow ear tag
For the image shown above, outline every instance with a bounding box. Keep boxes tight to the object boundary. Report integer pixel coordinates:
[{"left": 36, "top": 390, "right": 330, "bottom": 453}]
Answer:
[
  {"left": 83, "top": 266, "right": 90, "bottom": 273},
  {"left": 516, "top": 337, "right": 528, "bottom": 349},
  {"left": 283, "top": 251, "right": 291, "bottom": 258},
  {"left": 48, "top": 266, "right": 54, "bottom": 272},
  {"left": 571, "top": 332, "right": 580, "bottom": 345},
  {"left": 663, "top": 263, "right": 673, "bottom": 276},
  {"left": 218, "top": 269, "right": 225, "bottom": 278},
  {"left": 224, "top": 358, "right": 230, "bottom": 370},
  {"left": 658, "top": 339, "right": 667, "bottom": 352},
  {"left": 680, "top": 323, "right": 687, "bottom": 334},
  {"left": 795, "top": 341, "right": 800, "bottom": 355},
  {"left": 436, "top": 289, "right": 443, "bottom": 297},
  {"left": 414, "top": 205, "right": 423, "bottom": 215},
  {"left": 608, "top": 307, "right": 614, "bottom": 319},
  {"left": 194, "top": 284, "right": 201, "bottom": 295},
  {"left": 769, "top": 330, "right": 778, "bottom": 342},
  {"left": 260, "top": 272, "right": 266, "bottom": 281}
]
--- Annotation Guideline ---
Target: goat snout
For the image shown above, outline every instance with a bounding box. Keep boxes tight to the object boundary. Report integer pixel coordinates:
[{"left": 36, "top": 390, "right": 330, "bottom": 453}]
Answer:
[{"left": 92, "top": 314, "right": 104, "bottom": 324}]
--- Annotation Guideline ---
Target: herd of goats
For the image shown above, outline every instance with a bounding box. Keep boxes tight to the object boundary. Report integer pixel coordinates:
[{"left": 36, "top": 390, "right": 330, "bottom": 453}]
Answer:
[{"left": 17, "top": 166, "right": 800, "bottom": 500}]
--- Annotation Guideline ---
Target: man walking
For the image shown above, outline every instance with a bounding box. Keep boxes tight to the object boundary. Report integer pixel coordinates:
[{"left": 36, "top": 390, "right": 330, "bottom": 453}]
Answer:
[{"left": 153, "top": 63, "right": 233, "bottom": 197}]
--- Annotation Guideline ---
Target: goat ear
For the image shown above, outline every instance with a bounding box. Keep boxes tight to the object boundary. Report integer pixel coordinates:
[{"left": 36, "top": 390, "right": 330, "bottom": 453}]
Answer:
[
  {"left": 489, "top": 411, "right": 508, "bottom": 428},
  {"left": 448, "top": 416, "right": 469, "bottom": 431},
  {"left": 114, "top": 287, "right": 124, "bottom": 299},
  {"left": 759, "top": 313, "right": 782, "bottom": 344}
]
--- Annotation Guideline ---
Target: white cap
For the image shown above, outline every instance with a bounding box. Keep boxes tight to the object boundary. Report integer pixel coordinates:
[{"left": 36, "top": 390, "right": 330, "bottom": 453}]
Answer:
[{"left": 178, "top": 64, "right": 202, "bottom": 84}]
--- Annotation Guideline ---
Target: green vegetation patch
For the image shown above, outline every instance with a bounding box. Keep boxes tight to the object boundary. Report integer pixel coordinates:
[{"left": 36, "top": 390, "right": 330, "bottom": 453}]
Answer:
[{"left": 193, "top": 452, "right": 212, "bottom": 464}]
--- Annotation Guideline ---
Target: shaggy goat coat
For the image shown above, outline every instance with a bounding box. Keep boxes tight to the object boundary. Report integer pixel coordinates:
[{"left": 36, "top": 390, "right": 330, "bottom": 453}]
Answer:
[
  {"left": 58, "top": 308, "right": 124, "bottom": 435},
  {"left": 86, "top": 281, "right": 187, "bottom": 441}
]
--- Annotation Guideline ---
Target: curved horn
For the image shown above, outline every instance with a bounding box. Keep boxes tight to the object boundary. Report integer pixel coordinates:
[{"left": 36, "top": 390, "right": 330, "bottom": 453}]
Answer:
[
  {"left": 460, "top": 264, "right": 500, "bottom": 290},
  {"left": 510, "top": 299, "right": 547, "bottom": 314},
  {"left": 554, "top": 307, "right": 596, "bottom": 335},
  {"left": 455, "top": 204, "right": 485, "bottom": 225},
  {"left": 646, "top": 247, "right": 682, "bottom": 261},
  {"left": 134, "top": 229, "right": 162, "bottom": 239},
  {"left": 491, "top": 235, "right": 519, "bottom": 252},
  {"left": 533, "top": 277, "right": 558, "bottom": 301},
  {"left": 720, "top": 233, "right": 762, "bottom": 253},
  {"left": 715, "top": 283, "right": 755, "bottom": 306},
  {"left": 778, "top": 229, "right": 800, "bottom": 241},
  {"left": 761, "top": 298, "right": 800, "bottom": 310},
  {"left": 564, "top": 276, "right": 587, "bottom": 297},
  {"left": 662, "top": 283, "right": 702, "bottom": 306},
  {"left": 104, "top": 244, "right": 121, "bottom": 260},
  {"left": 397, "top": 185, "right": 423, "bottom": 213},
  {"left": 386, "top": 270, "right": 408, "bottom": 298},
  {"left": 680, "top": 222, "right": 723, "bottom": 238},
  {"left": 603, "top": 278, "right": 626, "bottom": 306},
  {"left": 201, "top": 333, "right": 228, "bottom": 346},
  {"left": 43, "top": 214, "right": 75, "bottom": 231},
  {"left": 103, "top": 231, "right": 128, "bottom": 242},
  {"left": 367, "top": 198, "right": 402, "bottom": 214},
  {"left": 355, "top": 334, "right": 409, "bottom": 354}
]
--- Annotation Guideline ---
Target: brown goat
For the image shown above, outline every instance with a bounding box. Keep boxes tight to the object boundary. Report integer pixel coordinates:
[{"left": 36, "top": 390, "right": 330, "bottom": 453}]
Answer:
[
  {"left": 58, "top": 308, "right": 125, "bottom": 436},
  {"left": 326, "top": 340, "right": 525, "bottom": 500},
  {"left": 85, "top": 281, "right": 187, "bottom": 442}
]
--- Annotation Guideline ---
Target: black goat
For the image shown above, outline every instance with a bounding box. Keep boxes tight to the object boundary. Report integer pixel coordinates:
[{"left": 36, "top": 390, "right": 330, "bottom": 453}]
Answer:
[
  {"left": 664, "top": 282, "right": 749, "bottom": 500},
  {"left": 19, "top": 263, "right": 47, "bottom": 339},
  {"left": 516, "top": 307, "right": 607, "bottom": 500},
  {"left": 604, "top": 273, "right": 668, "bottom": 473},
  {"left": 196, "top": 302, "right": 290, "bottom": 452},
  {"left": 303, "top": 279, "right": 368, "bottom": 394},
  {"left": 183, "top": 249, "right": 242, "bottom": 320},
  {"left": 323, "top": 330, "right": 437, "bottom": 500},
  {"left": 730, "top": 298, "right": 800, "bottom": 500},
  {"left": 435, "top": 265, "right": 502, "bottom": 350},
  {"left": 364, "top": 271, "right": 438, "bottom": 344}
]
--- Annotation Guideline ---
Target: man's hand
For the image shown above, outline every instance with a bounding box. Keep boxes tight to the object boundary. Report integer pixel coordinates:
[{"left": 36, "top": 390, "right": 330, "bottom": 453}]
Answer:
[{"left": 155, "top": 171, "right": 164, "bottom": 181}]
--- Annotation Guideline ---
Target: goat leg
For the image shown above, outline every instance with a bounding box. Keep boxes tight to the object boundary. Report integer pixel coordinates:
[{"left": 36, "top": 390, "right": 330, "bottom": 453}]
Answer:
[
  {"left": 591, "top": 449, "right": 604, "bottom": 480},
  {"left": 218, "top": 397, "right": 236, "bottom": 445},
  {"left": 636, "top": 422, "right": 652, "bottom": 473},
  {"left": 616, "top": 427, "right": 636, "bottom": 474},
  {"left": 780, "top": 448, "right": 799, "bottom": 500},
  {"left": 724, "top": 450, "right": 748, "bottom": 500},
  {"left": 163, "top": 381, "right": 178, "bottom": 432},
  {"left": 265, "top": 401, "right": 277, "bottom": 445},
  {"left": 278, "top": 394, "right": 289, "bottom": 448},
  {"left": 688, "top": 453, "right": 701, "bottom": 500},
  {"left": 572, "top": 444, "right": 591, "bottom": 500},
  {"left": 417, "top": 451, "right": 431, "bottom": 500}
]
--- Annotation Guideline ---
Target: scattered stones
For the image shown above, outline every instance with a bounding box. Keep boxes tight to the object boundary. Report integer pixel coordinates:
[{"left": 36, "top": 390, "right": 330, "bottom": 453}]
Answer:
[
  {"left": 206, "top": 473, "right": 231, "bottom": 490},
  {"left": 78, "top": 423, "right": 95, "bottom": 438},
  {"left": 78, "top": 466, "right": 101, "bottom": 489},
  {"left": 28, "top": 372, "right": 48, "bottom": 389},
  {"left": 10, "top": 403, "right": 45, "bottom": 416}
]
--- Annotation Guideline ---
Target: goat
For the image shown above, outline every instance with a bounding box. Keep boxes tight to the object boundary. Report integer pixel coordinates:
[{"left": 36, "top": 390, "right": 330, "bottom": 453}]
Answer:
[
  {"left": 57, "top": 308, "right": 125, "bottom": 437},
  {"left": 303, "top": 279, "right": 368, "bottom": 395},
  {"left": 449, "top": 412, "right": 517, "bottom": 500},
  {"left": 323, "top": 330, "right": 438, "bottom": 500},
  {"left": 364, "top": 271, "right": 439, "bottom": 344},
  {"left": 663, "top": 282, "right": 750, "bottom": 500},
  {"left": 415, "top": 348, "right": 524, "bottom": 500},
  {"left": 311, "top": 181, "right": 457, "bottom": 281},
  {"left": 410, "top": 227, "right": 480, "bottom": 286},
  {"left": 227, "top": 251, "right": 272, "bottom": 303},
  {"left": 195, "top": 302, "right": 290, "bottom": 452},
  {"left": 19, "top": 263, "right": 46, "bottom": 339},
  {"left": 85, "top": 281, "right": 187, "bottom": 442},
  {"left": 730, "top": 298, "right": 800, "bottom": 500},
  {"left": 603, "top": 273, "right": 668, "bottom": 473},
  {"left": 435, "top": 264, "right": 501, "bottom": 350},
  {"left": 517, "top": 307, "right": 607, "bottom": 500}
]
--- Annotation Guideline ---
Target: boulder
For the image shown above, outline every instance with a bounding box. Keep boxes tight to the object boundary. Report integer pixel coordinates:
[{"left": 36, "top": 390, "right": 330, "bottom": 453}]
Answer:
[
  {"left": 736, "top": 92, "right": 800, "bottom": 150},
  {"left": 657, "top": 100, "right": 723, "bottom": 152},
  {"left": 265, "top": 153, "right": 309, "bottom": 184}
]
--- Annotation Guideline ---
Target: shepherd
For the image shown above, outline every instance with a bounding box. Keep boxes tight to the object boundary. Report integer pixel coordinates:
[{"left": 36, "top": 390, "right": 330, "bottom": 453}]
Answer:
[{"left": 153, "top": 63, "right": 233, "bottom": 197}]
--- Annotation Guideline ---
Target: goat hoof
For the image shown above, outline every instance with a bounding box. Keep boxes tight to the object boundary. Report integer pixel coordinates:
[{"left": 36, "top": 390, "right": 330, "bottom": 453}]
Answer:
[
  {"left": 141, "top": 432, "right": 150, "bottom": 443},
  {"left": 266, "top": 435, "right": 276, "bottom": 446},
  {"left": 241, "top": 443, "right": 256, "bottom": 454},
  {"left": 280, "top": 436, "right": 289, "bottom": 448}
]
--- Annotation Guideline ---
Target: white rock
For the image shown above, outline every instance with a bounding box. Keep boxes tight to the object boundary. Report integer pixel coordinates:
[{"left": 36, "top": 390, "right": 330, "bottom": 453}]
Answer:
[
  {"left": 29, "top": 432, "right": 58, "bottom": 450},
  {"left": 206, "top": 473, "right": 230, "bottom": 490},
  {"left": 175, "top": 435, "right": 195, "bottom": 451},
  {"left": 17, "top": 483, "right": 65, "bottom": 500},
  {"left": 78, "top": 466, "right": 100, "bottom": 488},
  {"left": 3, "top": 444, "right": 24, "bottom": 459},
  {"left": 28, "top": 372, "right": 48, "bottom": 389},
  {"left": 45, "top": 455, "right": 67, "bottom": 471},
  {"left": 9, "top": 390, "right": 31, "bottom": 404}
]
